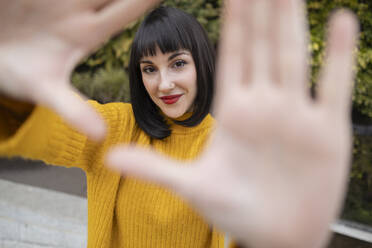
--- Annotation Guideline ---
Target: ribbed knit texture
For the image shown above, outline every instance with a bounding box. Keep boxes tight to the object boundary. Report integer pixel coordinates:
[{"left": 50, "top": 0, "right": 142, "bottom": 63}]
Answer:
[{"left": 0, "top": 99, "right": 225, "bottom": 248}]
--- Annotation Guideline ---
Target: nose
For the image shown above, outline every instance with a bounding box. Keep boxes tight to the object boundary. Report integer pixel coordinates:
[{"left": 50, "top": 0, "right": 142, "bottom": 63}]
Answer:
[{"left": 158, "top": 70, "right": 175, "bottom": 92}]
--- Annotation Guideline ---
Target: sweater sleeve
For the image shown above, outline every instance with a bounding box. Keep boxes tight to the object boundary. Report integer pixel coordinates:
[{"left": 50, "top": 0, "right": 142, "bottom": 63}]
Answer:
[
  {"left": 0, "top": 98, "right": 136, "bottom": 173},
  {"left": 229, "top": 242, "right": 246, "bottom": 248}
]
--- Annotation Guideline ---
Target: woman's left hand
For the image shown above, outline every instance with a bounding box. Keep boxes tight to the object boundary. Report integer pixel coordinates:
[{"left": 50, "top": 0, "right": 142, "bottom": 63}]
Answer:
[
  {"left": 106, "top": 0, "right": 359, "bottom": 247},
  {"left": 0, "top": 0, "right": 160, "bottom": 140}
]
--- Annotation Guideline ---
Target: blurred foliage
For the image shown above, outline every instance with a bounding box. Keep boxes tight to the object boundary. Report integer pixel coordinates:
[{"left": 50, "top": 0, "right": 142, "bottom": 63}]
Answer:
[
  {"left": 71, "top": 0, "right": 372, "bottom": 225},
  {"left": 307, "top": 0, "right": 372, "bottom": 117},
  {"left": 343, "top": 134, "right": 372, "bottom": 225},
  {"left": 72, "top": 67, "right": 130, "bottom": 103}
]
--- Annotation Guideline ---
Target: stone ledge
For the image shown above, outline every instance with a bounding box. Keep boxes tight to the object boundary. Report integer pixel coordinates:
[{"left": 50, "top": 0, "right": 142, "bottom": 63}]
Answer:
[
  {"left": 332, "top": 219, "right": 372, "bottom": 244},
  {"left": 0, "top": 179, "right": 87, "bottom": 248}
]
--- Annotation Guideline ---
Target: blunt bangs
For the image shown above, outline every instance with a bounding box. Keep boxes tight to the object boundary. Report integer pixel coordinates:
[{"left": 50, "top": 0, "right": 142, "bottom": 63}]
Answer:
[
  {"left": 132, "top": 9, "right": 194, "bottom": 62},
  {"left": 129, "top": 6, "right": 215, "bottom": 139}
]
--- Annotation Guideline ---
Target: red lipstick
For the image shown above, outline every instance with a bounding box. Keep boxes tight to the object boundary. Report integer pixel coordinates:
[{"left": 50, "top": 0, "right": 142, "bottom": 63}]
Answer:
[{"left": 160, "top": 94, "right": 183, "bottom": 104}]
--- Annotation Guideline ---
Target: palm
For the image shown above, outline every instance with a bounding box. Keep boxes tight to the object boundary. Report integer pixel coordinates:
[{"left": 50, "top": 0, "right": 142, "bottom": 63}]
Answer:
[
  {"left": 193, "top": 88, "right": 350, "bottom": 247},
  {"left": 0, "top": 0, "right": 160, "bottom": 140},
  {"left": 2, "top": 35, "right": 80, "bottom": 97}
]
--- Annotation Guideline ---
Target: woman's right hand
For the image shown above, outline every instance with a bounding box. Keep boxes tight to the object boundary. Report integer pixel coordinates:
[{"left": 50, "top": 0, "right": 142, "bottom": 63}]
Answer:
[{"left": 0, "top": 0, "right": 160, "bottom": 140}]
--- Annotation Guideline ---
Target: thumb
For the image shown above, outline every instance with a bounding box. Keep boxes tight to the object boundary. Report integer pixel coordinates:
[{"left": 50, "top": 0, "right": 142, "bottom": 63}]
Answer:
[
  {"left": 92, "top": 0, "right": 160, "bottom": 40},
  {"left": 105, "top": 145, "right": 193, "bottom": 194},
  {"left": 35, "top": 83, "right": 107, "bottom": 141}
]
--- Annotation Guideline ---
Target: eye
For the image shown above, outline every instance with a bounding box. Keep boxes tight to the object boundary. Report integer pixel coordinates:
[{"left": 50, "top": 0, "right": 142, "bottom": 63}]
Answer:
[
  {"left": 173, "top": 60, "right": 187, "bottom": 69},
  {"left": 142, "top": 66, "right": 156, "bottom": 74}
]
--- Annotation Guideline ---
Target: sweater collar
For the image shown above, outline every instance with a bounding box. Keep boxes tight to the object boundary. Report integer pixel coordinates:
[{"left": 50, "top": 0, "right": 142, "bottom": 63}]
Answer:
[{"left": 161, "top": 111, "right": 214, "bottom": 134}]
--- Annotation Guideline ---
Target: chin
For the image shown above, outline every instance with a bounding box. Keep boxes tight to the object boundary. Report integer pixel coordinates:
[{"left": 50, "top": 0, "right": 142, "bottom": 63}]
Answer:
[{"left": 162, "top": 108, "right": 186, "bottom": 119}]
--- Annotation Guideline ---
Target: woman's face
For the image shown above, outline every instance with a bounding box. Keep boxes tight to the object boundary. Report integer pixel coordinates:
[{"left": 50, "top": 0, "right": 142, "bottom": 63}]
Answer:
[{"left": 140, "top": 47, "right": 197, "bottom": 119}]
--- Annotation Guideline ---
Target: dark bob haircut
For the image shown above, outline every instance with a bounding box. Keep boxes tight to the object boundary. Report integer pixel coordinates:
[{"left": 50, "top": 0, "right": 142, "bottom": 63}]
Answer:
[{"left": 129, "top": 6, "right": 215, "bottom": 139}]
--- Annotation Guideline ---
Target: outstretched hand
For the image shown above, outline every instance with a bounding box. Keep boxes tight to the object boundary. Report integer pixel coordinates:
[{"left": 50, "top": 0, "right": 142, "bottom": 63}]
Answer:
[
  {"left": 0, "top": 0, "right": 160, "bottom": 140},
  {"left": 107, "top": 0, "right": 359, "bottom": 247}
]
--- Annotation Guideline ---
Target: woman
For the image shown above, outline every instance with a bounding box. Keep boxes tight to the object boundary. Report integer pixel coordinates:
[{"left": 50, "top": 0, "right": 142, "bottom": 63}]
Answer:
[
  {"left": 0, "top": 0, "right": 359, "bottom": 248},
  {"left": 110, "top": 6, "right": 223, "bottom": 247},
  {"left": 0, "top": 6, "right": 225, "bottom": 248}
]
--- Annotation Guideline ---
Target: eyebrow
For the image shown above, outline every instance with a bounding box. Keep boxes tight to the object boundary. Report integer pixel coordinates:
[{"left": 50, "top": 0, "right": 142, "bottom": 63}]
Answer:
[
  {"left": 140, "top": 51, "right": 189, "bottom": 64},
  {"left": 168, "top": 51, "right": 188, "bottom": 61}
]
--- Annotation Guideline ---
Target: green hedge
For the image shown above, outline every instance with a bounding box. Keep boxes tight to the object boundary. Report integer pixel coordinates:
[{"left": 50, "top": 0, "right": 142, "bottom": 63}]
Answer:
[
  {"left": 71, "top": 0, "right": 372, "bottom": 225},
  {"left": 307, "top": 0, "right": 372, "bottom": 117}
]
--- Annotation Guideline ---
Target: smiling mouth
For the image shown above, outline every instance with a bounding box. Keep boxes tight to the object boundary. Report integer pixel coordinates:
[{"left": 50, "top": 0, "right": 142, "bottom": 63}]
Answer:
[{"left": 160, "top": 94, "right": 183, "bottom": 104}]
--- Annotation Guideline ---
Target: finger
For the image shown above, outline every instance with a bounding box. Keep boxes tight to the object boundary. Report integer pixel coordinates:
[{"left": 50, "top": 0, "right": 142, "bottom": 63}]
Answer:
[
  {"left": 318, "top": 11, "right": 359, "bottom": 120},
  {"left": 106, "top": 146, "right": 192, "bottom": 194},
  {"left": 79, "top": 0, "right": 113, "bottom": 10},
  {"left": 216, "top": 0, "right": 244, "bottom": 89},
  {"left": 241, "top": 0, "right": 253, "bottom": 85},
  {"left": 35, "top": 83, "right": 107, "bottom": 141},
  {"left": 273, "top": 0, "right": 309, "bottom": 96},
  {"left": 214, "top": 0, "right": 244, "bottom": 113},
  {"left": 92, "top": 0, "right": 161, "bottom": 39},
  {"left": 250, "top": 0, "right": 272, "bottom": 85}
]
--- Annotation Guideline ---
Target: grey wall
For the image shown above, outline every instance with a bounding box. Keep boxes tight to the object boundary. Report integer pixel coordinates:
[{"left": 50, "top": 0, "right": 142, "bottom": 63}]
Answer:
[
  {"left": 0, "top": 179, "right": 86, "bottom": 248},
  {"left": 0, "top": 158, "right": 86, "bottom": 197}
]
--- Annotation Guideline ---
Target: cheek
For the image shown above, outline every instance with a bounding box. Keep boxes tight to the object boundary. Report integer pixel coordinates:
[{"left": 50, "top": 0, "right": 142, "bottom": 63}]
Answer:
[
  {"left": 189, "top": 69, "right": 197, "bottom": 97},
  {"left": 142, "top": 78, "right": 156, "bottom": 97},
  {"left": 178, "top": 67, "right": 197, "bottom": 91}
]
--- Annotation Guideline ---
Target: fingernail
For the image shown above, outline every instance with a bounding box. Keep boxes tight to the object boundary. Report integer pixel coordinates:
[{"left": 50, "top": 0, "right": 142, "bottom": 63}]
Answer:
[{"left": 330, "top": 10, "right": 359, "bottom": 50}]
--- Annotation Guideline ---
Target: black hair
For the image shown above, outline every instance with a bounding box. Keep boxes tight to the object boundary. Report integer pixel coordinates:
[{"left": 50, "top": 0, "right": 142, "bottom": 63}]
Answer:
[{"left": 129, "top": 6, "right": 215, "bottom": 139}]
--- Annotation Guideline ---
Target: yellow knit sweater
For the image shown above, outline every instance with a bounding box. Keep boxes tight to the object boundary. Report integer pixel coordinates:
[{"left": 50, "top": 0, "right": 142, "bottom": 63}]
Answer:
[{"left": 0, "top": 99, "right": 226, "bottom": 248}]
